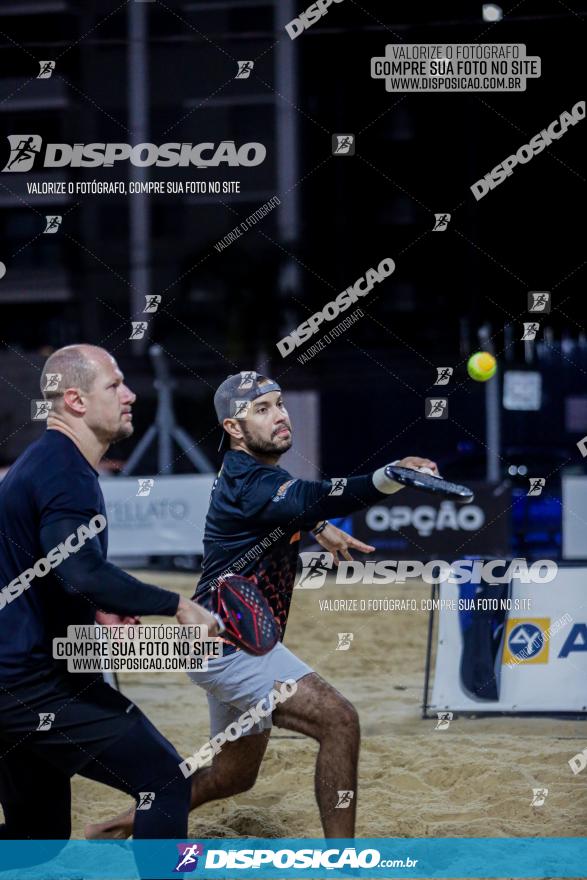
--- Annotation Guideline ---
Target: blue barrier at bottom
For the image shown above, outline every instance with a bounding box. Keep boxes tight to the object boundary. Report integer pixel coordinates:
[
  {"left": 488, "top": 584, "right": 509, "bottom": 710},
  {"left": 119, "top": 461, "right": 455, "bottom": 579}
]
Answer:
[{"left": 0, "top": 838, "right": 585, "bottom": 878}]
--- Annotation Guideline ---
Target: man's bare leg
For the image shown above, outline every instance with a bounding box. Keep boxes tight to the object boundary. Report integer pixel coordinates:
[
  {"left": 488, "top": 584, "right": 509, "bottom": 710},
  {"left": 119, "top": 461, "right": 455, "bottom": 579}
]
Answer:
[
  {"left": 86, "top": 672, "right": 359, "bottom": 840},
  {"left": 85, "top": 731, "right": 270, "bottom": 839},
  {"left": 187, "top": 729, "right": 271, "bottom": 808},
  {"left": 273, "top": 672, "right": 359, "bottom": 837}
]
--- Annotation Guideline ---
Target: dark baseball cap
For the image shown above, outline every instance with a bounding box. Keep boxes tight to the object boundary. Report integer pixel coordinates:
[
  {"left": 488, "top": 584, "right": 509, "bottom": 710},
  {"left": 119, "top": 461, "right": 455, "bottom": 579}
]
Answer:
[{"left": 214, "top": 371, "right": 281, "bottom": 452}]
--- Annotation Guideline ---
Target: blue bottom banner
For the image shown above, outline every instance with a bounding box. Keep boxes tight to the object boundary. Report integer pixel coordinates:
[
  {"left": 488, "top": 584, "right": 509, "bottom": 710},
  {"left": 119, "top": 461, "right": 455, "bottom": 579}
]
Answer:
[{"left": 0, "top": 838, "right": 585, "bottom": 878}]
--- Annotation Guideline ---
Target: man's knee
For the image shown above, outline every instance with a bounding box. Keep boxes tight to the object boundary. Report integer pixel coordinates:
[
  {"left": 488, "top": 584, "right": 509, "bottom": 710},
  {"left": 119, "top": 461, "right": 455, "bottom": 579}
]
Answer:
[
  {"left": 325, "top": 697, "right": 360, "bottom": 738},
  {"left": 130, "top": 741, "right": 192, "bottom": 805}
]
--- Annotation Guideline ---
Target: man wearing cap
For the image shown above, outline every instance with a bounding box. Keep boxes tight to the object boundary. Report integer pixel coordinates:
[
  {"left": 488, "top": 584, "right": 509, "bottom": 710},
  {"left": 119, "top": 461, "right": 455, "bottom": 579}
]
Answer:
[
  {"left": 196, "top": 370, "right": 438, "bottom": 835},
  {"left": 94, "top": 370, "right": 437, "bottom": 839}
]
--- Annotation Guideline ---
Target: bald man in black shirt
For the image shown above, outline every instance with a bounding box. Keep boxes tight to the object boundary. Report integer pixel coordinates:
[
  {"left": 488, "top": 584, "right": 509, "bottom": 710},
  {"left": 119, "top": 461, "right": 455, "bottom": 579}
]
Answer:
[{"left": 0, "top": 345, "right": 218, "bottom": 846}]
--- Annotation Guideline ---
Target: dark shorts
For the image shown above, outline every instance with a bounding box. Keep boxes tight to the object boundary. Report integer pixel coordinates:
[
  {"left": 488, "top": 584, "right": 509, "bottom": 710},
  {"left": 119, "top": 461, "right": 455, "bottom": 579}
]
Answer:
[
  {"left": 0, "top": 709, "right": 191, "bottom": 843},
  {"left": 0, "top": 669, "right": 139, "bottom": 776}
]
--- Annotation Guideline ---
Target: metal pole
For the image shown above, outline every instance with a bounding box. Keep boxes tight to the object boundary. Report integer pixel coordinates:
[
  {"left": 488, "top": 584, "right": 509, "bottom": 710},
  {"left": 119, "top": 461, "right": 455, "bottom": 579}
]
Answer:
[
  {"left": 274, "top": 0, "right": 300, "bottom": 243},
  {"left": 485, "top": 368, "right": 501, "bottom": 482},
  {"left": 128, "top": 2, "right": 150, "bottom": 355},
  {"left": 479, "top": 325, "right": 501, "bottom": 483},
  {"left": 157, "top": 380, "right": 173, "bottom": 474},
  {"left": 274, "top": 0, "right": 302, "bottom": 347},
  {"left": 422, "top": 581, "right": 438, "bottom": 719},
  {"left": 121, "top": 346, "right": 214, "bottom": 475}
]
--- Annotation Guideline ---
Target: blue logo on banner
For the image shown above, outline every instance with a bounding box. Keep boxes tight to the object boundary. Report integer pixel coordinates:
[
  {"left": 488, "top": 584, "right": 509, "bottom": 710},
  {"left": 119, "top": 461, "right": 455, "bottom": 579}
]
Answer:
[
  {"left": 508, "top": 623, "right": 544, "bottom": 658},
  {"left": 559, "top": 623, "right": 587, "bottom": 658}
]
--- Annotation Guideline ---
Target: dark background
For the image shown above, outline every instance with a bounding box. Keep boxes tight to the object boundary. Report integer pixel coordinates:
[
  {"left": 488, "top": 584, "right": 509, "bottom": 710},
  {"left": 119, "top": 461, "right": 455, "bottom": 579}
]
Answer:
[{"left": 0, "top": 1, "right": 585, "bottom": 558}]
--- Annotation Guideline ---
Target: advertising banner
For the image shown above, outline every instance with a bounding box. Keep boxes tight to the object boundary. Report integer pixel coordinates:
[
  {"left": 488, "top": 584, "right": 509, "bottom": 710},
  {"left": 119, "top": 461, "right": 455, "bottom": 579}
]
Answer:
[
  {"left": 102, "top": 475, "right": 214, "bottom": 557},
  {"left": 352, "top": 483, "right": 511, "bottom": 558},
  {"left": 430, "top": 567, "right": 587, "bottom": 712}
]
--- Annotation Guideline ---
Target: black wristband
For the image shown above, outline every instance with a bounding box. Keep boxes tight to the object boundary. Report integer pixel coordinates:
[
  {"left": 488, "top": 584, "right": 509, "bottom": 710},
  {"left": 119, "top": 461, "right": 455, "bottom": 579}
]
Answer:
[{"left": 311, "top": 520, "right": 329, "bottom": 537}]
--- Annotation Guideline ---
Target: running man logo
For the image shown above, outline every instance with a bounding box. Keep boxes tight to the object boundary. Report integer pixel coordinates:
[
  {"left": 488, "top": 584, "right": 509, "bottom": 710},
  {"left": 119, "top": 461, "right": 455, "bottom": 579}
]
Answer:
[
  {"left": 295, "top": 552, "right": 334, "bottom": 589},
  {"left": 137, "top": 479, "right": 155, "bottom": 497},
  {"left": 174, "top": 844, "right": 204, "bottom": 873},
  {"left": 336, "top": 632, "right": 354, "bottom": 651},
  {"left": 335, "top": 790, "right": 354, "bottom": 809},
  {"left": 530, "top": 788, "right": 548, "bottom": 807},
  {"left": 2, "top": 135, "right": 43, "bottom": 172},
  {"left": 329, "top": 478, "right": 347, "bottom": 496},
  {"left": 238, "top": 371, "right": 257, "bottom": 390},
  {"left": 522, "top": 322, "right": 540, "bottom": 341},
  {"left": 44, "top": 215, "right": 62, "bottom": 234},
  {"left": 137, "top": 792, "right": 155, "bottom": 811},
  {"left": 332, "top": 134, "right": 355, "bottom": 155},
  {"left": 130, "top": 321, "right": 148, "bottom": 340},
  {"left": 232, "top": 399, "right": 251, "bottom": 419},
  {"left": 42, "top": 373, "right": 61, "bottom": 392},
  {"left": 528, "top": 291, "right": 551, "bottom": 313},
  {"left": 144, "top": 295, "right": 161, "bottom": 313},
  {"left": 2, "top": 137, "right": 265, "bottom": 170},
  {"left": 527, "top": 477, "right": 545, "bottom": 496},
  {"left": 435, "top": 367, "right": 453, "bottom": 385},
  {"left": 433, "top": 213, "right": 451, "bottom": 231},
  {"left": 435, "top": 711, "right": 453, "bottom": 730},
  {"left": 37, "top": 712, "right": 55, "bottom": 731},
  {"left": 425, "top": 398, "right": 448, "bottom": 419},
  {"left": 502, "top": 619, "right": 550, "bottom": 665},
  {"left": 31, "top": 400, "right": 53, "bottom": 421},
  {"left": 236, "top": 61, "right": 254, "bottom": 79},
  {"left": 38, "top": 60, "right": 56, "bottom": 79}
]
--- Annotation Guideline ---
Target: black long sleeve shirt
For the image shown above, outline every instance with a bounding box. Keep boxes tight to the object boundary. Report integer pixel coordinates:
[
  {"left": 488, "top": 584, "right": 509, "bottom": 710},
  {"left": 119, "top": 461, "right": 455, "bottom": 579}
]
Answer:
[
  {"left": 195, "top": 449, "right": 387, "bottom": 651},
  {"left": 0, "top": 430, "right": 179, "bottom": 684}
]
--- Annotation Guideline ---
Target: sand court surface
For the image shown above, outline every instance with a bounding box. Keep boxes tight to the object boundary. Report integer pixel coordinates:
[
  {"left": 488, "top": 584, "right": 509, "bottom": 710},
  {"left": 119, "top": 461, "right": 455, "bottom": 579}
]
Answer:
[{"left": 2, "top": 573, "right": 585, "bottom": 877}]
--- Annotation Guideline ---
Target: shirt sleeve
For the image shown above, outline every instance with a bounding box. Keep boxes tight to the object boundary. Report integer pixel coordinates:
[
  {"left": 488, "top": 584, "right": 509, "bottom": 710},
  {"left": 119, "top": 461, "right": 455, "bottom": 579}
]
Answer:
[
  {"left": 37, "top": 472, "right": 180, "bottom": 617},
  {"left": 39, "top": 468, "right": 105, "bottom": 528},
  {"left": 39, "top": 518, "right": 180, "bottom": 616},
  {"left": 239, "top": 466, "right": 387, "bottom": 531}
]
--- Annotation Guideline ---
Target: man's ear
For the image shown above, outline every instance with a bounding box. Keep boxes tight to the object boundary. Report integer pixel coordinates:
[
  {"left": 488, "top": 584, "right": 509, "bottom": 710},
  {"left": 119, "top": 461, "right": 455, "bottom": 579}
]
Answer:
[
  {"left": 223, "top": 417, "right": 244, "bottom": 441},
  {"left": 62, "top": 387, "right": 86, "bottom": 415}
]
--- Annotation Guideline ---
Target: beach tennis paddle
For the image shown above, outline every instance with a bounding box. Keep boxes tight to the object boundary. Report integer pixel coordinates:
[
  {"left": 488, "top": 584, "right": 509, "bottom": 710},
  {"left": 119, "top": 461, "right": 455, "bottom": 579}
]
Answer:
[
  {"left": 205, "top": 575, "right": 279, "bottom": 656},
  {"left": 385, "top": 464, "right": 474, "bottom": 503}
]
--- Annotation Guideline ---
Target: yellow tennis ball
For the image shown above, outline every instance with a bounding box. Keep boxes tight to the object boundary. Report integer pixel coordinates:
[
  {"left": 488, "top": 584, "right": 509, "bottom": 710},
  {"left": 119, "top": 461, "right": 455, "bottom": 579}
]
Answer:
[{"left": 467, "top": 351, "right": 497, "bottom": 382}]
